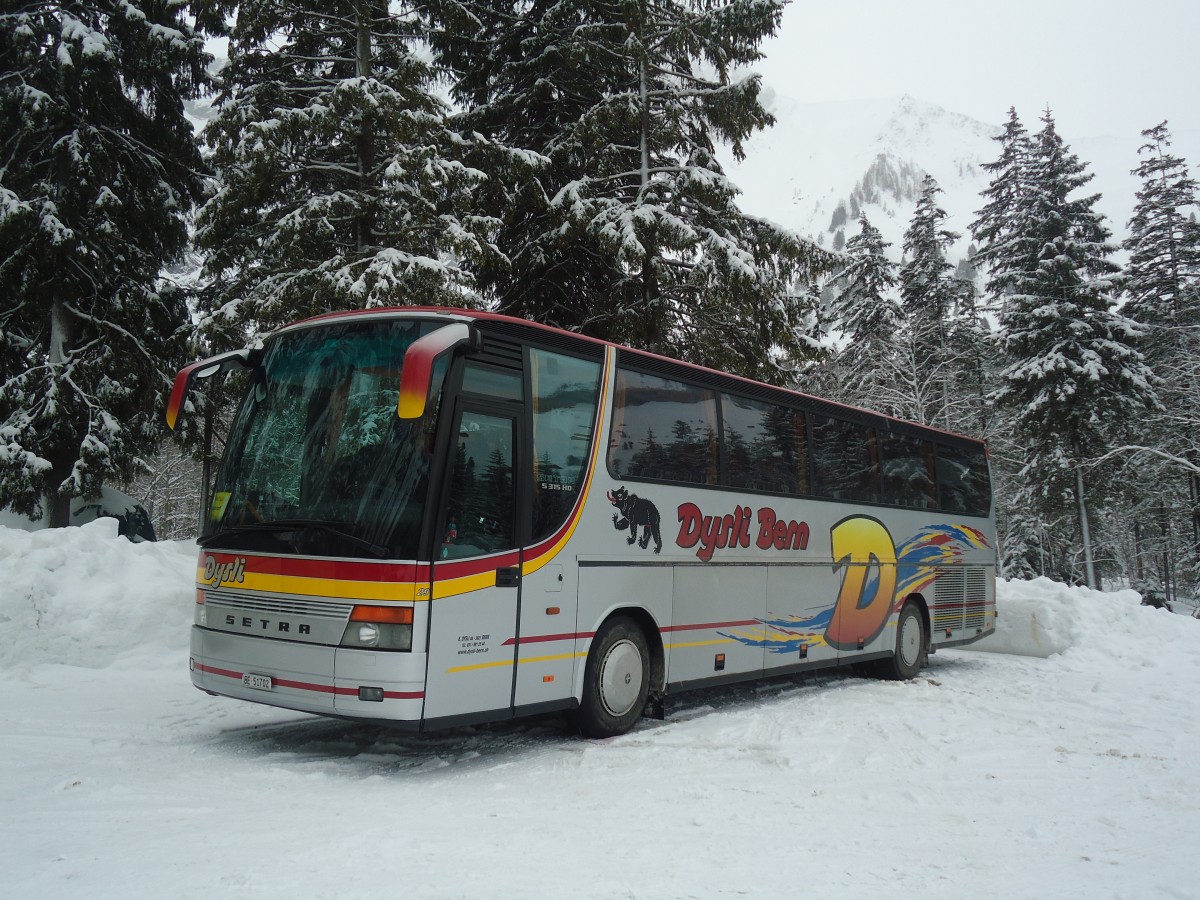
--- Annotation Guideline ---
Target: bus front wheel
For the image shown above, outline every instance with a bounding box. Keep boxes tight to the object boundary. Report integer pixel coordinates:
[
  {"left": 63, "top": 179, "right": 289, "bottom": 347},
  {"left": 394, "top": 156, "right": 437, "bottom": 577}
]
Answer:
[{"left": 576, "top": 616, "right": 650, "bottom": 738}]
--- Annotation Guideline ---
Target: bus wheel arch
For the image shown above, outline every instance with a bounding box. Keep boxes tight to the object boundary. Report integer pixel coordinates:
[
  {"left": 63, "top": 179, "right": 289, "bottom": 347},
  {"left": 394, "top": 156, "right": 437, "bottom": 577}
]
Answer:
[{"left": 575, "top": 610, "right": 661, "bottom": 738}]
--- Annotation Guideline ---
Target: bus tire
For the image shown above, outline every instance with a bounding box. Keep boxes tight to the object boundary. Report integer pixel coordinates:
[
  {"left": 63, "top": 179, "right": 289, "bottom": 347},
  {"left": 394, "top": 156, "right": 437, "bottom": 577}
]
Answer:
[
  {"left": 576, "top": 616, "right": 650, "bottom": 738},
  {"left": 876, "top": 601, "right": 926, "bottom": 681}
]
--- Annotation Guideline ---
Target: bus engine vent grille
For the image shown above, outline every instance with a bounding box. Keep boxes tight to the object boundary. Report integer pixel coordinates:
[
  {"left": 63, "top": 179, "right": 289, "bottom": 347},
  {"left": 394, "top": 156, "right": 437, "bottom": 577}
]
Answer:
[
  {"left": 205, "top": 593, "right": 354, "bottom": 620},
  {"left": 964, "top": 567, "right": 988, "bottom": 629},
  {"left": 932, "top": 568, "right": 965, "bottom": 632}
]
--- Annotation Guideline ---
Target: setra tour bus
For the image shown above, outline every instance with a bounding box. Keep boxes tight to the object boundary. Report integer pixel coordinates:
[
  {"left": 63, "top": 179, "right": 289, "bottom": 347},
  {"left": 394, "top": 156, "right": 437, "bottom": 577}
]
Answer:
[{"left": 170, "top": 307, "right": 995, "bottom": 737}]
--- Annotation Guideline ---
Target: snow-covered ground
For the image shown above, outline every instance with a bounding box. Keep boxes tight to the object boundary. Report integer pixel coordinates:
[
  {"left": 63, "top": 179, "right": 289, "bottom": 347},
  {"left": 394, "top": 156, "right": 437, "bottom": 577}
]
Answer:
[{"left": 2, "top": 520, "right": 1198, "bottom": 899}]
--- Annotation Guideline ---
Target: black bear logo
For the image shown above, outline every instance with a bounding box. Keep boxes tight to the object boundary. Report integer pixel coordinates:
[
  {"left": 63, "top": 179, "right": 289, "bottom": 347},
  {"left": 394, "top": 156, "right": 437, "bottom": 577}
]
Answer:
[{"left": 608, "top": 486, "right": 662, "bottom": 553}]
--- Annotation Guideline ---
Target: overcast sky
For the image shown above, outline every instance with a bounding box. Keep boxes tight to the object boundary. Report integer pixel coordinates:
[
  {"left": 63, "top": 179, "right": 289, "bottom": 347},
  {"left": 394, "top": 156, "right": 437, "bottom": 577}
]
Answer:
[{"left": 753, "top": 0, "right": 1199, "bottom": 140}]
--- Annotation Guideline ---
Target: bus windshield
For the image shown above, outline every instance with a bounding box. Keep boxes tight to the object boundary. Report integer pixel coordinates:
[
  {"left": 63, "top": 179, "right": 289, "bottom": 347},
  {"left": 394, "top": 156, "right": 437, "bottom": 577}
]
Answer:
[{"left": 201, "top": 318, "right": 447, "bottom": 559}]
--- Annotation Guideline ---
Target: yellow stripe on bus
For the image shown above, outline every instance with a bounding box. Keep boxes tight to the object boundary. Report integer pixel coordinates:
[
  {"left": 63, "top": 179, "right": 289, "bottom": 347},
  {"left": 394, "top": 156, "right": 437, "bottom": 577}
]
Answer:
[
  {"left": 446, "top": 650, "right": 587, "bottom": 674},
  {"left": 431, "top": 570, "right": 498, "bottom": 600},
  {"left": 664, "top": 638, "right": 736, "bottom": 650},
  {"left": 197, "top": 570, "right": 419, "bottom": 602}
]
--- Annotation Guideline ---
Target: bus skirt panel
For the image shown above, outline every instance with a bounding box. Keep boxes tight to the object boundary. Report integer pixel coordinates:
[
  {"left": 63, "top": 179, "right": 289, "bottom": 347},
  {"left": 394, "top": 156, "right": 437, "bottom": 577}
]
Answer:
[{"left": 190, "top": 626, "right": 426, "bottom": 722}]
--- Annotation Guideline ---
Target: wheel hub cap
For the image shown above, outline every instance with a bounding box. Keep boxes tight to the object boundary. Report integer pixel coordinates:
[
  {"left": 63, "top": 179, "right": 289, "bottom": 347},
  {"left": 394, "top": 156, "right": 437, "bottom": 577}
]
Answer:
[
  {"left": 900, "top": 615, "right": 922, "bottom": 667},
  {"left": 599, "top": 639, "right": 643, "bottom": 717}
]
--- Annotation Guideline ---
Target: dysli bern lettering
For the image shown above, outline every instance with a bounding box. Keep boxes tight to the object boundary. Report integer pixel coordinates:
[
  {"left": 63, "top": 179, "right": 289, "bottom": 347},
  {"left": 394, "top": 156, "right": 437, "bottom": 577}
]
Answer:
[{"left": 676, "top": 502, "right": 809, "bottom": 562}]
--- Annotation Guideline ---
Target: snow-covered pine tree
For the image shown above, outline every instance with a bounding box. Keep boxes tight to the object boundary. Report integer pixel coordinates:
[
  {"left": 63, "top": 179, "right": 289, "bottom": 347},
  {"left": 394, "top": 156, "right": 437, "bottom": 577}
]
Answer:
[
  {"left": 1121, "top": 120, "right": 1200, "bottom": 591},
  {"left": 0, "top": 2, "right": 209, "bottom": 525},
  {"left": 897, "top": 175, "right": 962, "bottom": 427},
  {"left": 970, "top": 107, "right": 1033, "bottom": 314},
  {"left": 829, "top": 214, "right": 900, "bottom": 343},
  {"left": 822, "top": 215, "right": 901, "bottom": 408},
  {"left": 432, "top": 0, "right": 829, "bottom": 382},
  {"left": 427, "top": 0, "right": 630, "bottom": 337},
  {"left": 196, "top": 1, "right": 499, "bottom": 345},
  {"left": 996, "top": 110, "right": 1157, "bottom": 589},
  {"left": 1124, "top": 121, "right": 1200, "bottom": 334}
]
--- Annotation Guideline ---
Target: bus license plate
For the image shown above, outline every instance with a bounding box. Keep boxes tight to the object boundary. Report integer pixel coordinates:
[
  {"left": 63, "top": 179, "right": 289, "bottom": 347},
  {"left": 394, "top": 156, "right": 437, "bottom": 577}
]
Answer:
[{"left": 242, "top": 673, "right": 273, "bottom": 691}]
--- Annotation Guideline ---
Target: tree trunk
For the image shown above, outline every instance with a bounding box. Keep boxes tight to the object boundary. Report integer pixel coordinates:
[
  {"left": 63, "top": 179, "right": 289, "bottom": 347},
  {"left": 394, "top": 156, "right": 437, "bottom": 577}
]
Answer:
[
  {"left": 1133, "top": 519, "right": 1145, "bottom": 585},
  {"left": 354, "top": 2, "right": 375, "bottom": 261},
  {"left": 1190, "top": 471, "right": 1200, "bottom": 563},
  {"left": 1074, "top": 463, "right": 1097, "bottom": 590},
  {"left": 46, "top": 300, "right": 75, "bottom": 528},
  {"left": 1158, "top": 501, "right": 1173, "bottom": 604},
  {"left": 637, "top": 46, "right": 660, "bottom": 350},
  {"left": 198, "top": 404, "right": 215, "bottom": 534}
]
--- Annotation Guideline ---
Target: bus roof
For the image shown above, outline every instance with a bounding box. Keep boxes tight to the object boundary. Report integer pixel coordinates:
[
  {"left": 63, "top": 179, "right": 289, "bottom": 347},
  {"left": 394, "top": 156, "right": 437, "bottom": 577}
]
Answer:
[{"left": 282, "top": 306, "right": 988, "bottom": 450}]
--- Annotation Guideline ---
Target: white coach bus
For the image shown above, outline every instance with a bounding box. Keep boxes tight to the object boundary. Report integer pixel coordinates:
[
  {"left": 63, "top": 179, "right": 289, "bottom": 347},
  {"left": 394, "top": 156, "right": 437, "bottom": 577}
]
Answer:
[{"left": 170, "top": 307, "right": 995, "bottom": 737}]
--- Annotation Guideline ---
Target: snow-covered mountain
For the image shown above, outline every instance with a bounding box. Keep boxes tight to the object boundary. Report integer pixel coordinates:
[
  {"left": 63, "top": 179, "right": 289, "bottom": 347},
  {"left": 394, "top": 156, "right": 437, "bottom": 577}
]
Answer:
[{"left": 722, "top": 91, "right": 1200, "bottom": 262}]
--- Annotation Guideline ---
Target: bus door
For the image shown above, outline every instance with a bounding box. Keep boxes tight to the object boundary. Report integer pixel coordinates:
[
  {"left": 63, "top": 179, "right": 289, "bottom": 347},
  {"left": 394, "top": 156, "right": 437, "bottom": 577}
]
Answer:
[{"left": 423, "top": 404, "right": 524, "bottom": 722}]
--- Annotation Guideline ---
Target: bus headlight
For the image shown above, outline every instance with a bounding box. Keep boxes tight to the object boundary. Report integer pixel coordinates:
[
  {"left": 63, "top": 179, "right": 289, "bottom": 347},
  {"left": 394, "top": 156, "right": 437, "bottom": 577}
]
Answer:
[{"left": 340, "top": 605, "right": 413, "bottom": 652}]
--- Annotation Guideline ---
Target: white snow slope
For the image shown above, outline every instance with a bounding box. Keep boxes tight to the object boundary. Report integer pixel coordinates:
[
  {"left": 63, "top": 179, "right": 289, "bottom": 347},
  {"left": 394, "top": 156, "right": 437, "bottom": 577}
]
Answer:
[
  {"left": 721, "top": 92, "right": 1200, "bottom": 264},
  {"left": 2, "top": 520, "right": 1198, "bottom": 899}
]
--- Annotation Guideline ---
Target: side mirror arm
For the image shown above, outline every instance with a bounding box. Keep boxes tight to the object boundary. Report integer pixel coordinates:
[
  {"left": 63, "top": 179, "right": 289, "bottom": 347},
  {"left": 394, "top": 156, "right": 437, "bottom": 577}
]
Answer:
[{"left": 166, "top": 348, "right": 260, "bottom": 429}]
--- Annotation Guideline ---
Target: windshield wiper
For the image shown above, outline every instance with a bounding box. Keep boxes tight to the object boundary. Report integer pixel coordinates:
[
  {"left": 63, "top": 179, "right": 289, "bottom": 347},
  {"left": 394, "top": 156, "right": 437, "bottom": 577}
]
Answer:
[{"left": 199, "top": 519, "right": 391, "bottom": 559}]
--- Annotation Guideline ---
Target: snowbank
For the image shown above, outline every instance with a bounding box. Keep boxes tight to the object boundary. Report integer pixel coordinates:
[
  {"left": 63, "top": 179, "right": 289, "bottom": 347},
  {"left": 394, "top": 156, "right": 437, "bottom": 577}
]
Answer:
[
  {"left": 0, "top": 519, "right": 196, "bottom": 670},
  {"left": 2, "top": 521, "right": 1193, "bottom": 672},
  {"left": 973, "top": 576, "right": 1154, "bottom": 658}
]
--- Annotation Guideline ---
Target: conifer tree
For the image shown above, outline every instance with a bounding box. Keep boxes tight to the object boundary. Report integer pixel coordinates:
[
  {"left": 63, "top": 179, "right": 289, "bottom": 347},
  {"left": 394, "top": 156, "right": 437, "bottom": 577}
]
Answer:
[
  {"left": 829, "top": 215, "right": 900, "bottom": 343},
  {"left": 970, "top": 107, "right": 1033, "bottom": 313},
  {"left": 1124, "top": 121, "right": 1200, "bottom": 333},
  {"left": 1121, "top": 121, "right": 1200, "bottom": 589},
  {"left": 0, "top": 2, "right": 209, "bottom": 525},
  {"left": 996, "top": 110, "right": 1157, "bottom": 588},
  {"left": 897, "top": 175, "right": 962, "bottom": 427},
  {"left": 430, "top": 0, "right": 828, "bottom": 382},
  {"left": 196, "top": 1, "right": 499, "bottom": 344},
  {"left": 823, "top": 215, "right": 901, "bottom": 409}
]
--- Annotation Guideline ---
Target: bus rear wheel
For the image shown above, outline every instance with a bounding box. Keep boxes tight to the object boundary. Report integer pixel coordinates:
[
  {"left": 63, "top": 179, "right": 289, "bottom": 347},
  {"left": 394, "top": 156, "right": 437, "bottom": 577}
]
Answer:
[
  {"left": 874, "top": 601, "right": 926, "bottom": 681},
  {"left": 576, "top": 616, "right": 650, "bottom": 738}
]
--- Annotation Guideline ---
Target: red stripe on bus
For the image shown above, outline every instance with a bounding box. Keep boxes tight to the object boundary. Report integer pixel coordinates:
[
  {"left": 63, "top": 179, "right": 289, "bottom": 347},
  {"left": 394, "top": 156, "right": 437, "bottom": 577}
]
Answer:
[
  {"left": 196, "top": 663, "right": 423, "bottom": 700},
  {"left": 498, "top": 619, "right": 760, "bottom": 648},
  {"left": 502, "top": 631, "right": 596, "bottom": 647},
  {"left": 197, "top": 662, "right": 242, "bottom": 680},
  {"left": 434, "top": 550, "right": 522, "bottom": 581},
  {"left": 660, "top": 620, "right": 759, "bottom": 633},
  {"left": 200, "top": 553, "right": 428, "bottom": 583}
]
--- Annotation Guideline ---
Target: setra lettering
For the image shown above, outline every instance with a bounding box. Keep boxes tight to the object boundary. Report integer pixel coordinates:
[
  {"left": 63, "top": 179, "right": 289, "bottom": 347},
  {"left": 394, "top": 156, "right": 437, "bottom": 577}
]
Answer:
[{"left": 223, "top": 614, "right": 310, "bottom": 635}]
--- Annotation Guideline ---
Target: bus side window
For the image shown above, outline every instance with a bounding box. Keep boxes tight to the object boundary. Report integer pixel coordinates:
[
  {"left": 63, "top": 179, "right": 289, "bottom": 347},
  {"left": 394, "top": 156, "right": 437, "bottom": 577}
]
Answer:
[
  {"left": 936, "top": 443, "right": 991, "bottom": 515},
  {"left": 608, "top": 369, "right": 718, "bottom": 486},
  {"left": 812, "top": 415, "right": 880, "bottom": 503},
  {"left": 879, "top": 432, "right": 937, "bottom": 508},
  {"left": 720, "top": 394, "right": 806, "bottom": 495},
  {"left": 530, "top": 350, "right": 602, "bottom": 542}
]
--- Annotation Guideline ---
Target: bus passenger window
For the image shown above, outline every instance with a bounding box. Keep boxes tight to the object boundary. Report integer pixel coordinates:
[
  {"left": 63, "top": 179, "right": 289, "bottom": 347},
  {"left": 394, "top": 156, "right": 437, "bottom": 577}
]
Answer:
[
  {"left": 530, "top": 351, "right": 602, "bottom": 541},
  {"left": 936, "top": 443, "right": 991, "bottom": 516},
  {"left": 879, "top": 432, "right": 937, "bottom": 508},
  {"left": 721, "top": 395, "right": 807, "bottom": 495},
  {"left": 608, "top": 369, "right": 718, "bottom": 486},
  {"left": 811, "top": 415, "right": 880, "bottom": 503}
]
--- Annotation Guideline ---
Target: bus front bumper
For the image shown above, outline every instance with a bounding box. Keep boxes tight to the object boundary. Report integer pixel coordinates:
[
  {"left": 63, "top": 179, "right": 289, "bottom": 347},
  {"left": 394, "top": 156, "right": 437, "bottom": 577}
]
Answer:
[{"left": 189, "top": 626, "right": 427, "bottom": 722}]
